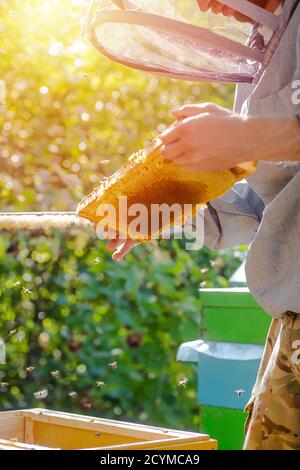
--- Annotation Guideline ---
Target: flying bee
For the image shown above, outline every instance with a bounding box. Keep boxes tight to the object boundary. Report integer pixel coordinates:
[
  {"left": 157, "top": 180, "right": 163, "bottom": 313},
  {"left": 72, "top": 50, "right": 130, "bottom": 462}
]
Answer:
[
  {"left": 83, "top": 402, "right": 92, "bottom": 409},
  {"left": 93, "top": 257, "right": 102, "bottom": 264},
  {"left": 25, "top": 367, "right": 35, "bottom": 374},
  {"left": 14, "top": 281, "right": 21, "bottom": 287},
  {"left": 108, "top": 361, "right": 118, "bottom": 369},
  {"left": 96, "top": 380, "right": 105, "bottom": 389},
  {"left": 22, "top": 287, "right": 32, "bottom": 295},
  {"left": 33, "top": 389, "right": 48, "bottom": 400},
  {"left": 9, "top": 329, "right": 17, "bottom": 336},
  {"left": 200, "top": 281, "right": 207, "bottom": 289},
  {"left": 94, "top": 432, "right": 102, "bottom": 438},
  {"left": 16, "top": 332, "right": 25, "bottom": 343},
  {"left": 69, "top": 391, "right": 78, "bottom": 399},
  {"left": 0, "top": 382, "right": 9, "bottom": 389},
  {"left": 50, "top": 370, "right": 60, "bottom": 379},
  {"left": 100, "top": 160, "right": 110, "bottom": 165},
  {"left": 200, "top": 268, "right": 208, "bottom": 274},
  {"left": 178, "top": 378, "right": 188, "bottom": 388},
  {"left": 235, "top": 389, "right": 245, "bottom": 398},
  {"left": 10, "top": 438, "right": 18, "bottom": 443}
]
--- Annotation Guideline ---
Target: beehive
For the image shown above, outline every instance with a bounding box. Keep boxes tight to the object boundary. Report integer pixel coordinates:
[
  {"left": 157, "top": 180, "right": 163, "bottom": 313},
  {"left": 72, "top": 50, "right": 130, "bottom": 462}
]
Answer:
[
  {"left": 0, "top": 409, "right": 217, "bottom": 450},
  {"left": 77, "top": 140, "right": 255, "bottom": 240}
]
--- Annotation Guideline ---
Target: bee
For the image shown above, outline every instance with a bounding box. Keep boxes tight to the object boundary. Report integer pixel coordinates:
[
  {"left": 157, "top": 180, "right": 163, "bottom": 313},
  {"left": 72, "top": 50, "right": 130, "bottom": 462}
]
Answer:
[
  {"left": 33, "top": 389, "right": 48, "bottom": 400},
  {"left": 199, "top": 328, "right": 207, "bottom": 337},
  {"left": 16, "top": 332, "right": 25, "bottom": 343},
  {"left": 10, "top": 438, "right": 18, "bottom": 443},
  {"left": 108, "top": 361, "right": 118, "bottom": 369},
  {"left": 93, "top": 257, "right": 102, "bottom": 264},
  {"left": 178, "top": 378, "right": 188, "bottom": 388},
  {"left": 69, "top": 391, "right": 78, "bottom": 399},
  {"left": 0, "top": 382, "right": 9, "bottom": 389},
  {"left": 100, "top": 160, "right": 110, "bottom": 165},
  {"left": 96, "top": 381, "right": 105, "bottom": 389},
  {"left": 50, "top": 370, "right": 60, "bottom": 379},
  {"left": 14, "top": 281, "right": 21, "bottom": 287},
  {"left": 83, "top": 402, "right": 92, "bottom": 409},
  {"left": 94, "top": 432, "right": 102, "bottom": 438},
  {"left": 200, "top": 281, "right": 207, "bottom": 289},
  {"left": 22, "top": 287, "right": 32, "bottom": 295},
  {"left": 235, "top": 389, "right": 245, "bottom": 398},
  {"left": 25, "top": 367, "right": 35, "bottom": 373},
  {"left": 9, "top": 329, "right": 17, "bottom": 336}
]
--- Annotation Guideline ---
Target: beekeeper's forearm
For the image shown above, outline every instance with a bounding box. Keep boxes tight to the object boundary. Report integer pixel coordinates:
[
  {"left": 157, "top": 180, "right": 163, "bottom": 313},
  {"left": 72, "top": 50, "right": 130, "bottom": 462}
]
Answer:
[
  {"left": 186, "top": 181, "right": 264, "bottom": 250},
  {"left": 247, "top": 116, "right": 300, "bottom": 163}
]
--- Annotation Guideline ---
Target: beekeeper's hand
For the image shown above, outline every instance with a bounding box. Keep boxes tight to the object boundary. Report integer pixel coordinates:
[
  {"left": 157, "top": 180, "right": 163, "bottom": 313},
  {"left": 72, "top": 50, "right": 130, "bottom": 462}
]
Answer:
[
  {"left": 95, "top": 225, "right": 138, "bottom": 260},
  {"left": 197, "top": 1, "right": 236, "bottom": 17},
  {"left": 107, "top": 236, "right": 138, "bottom": 261},
  {"left": 172, "top": 103, "right": 231, "bottom": 121},
  {"left": 161, "top": 103, "right": 250, "bottom": 171},
  {"left": 161, "top": 103, "right": 300, "bottom": 171}
]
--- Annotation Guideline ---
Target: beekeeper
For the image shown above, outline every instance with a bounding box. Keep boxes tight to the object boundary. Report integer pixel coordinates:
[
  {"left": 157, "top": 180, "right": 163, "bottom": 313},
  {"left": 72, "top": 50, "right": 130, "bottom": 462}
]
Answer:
[
  {"left": 90, "top": 0, "right": 300, "bottom": 450},
  {"left": 160, "top": 0, "right": 300, "bottom": 450}
]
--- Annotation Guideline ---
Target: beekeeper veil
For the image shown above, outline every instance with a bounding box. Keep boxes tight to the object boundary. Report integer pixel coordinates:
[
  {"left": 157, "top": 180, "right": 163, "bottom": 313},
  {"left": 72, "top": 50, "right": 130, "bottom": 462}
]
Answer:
[{"left": 83, "top": 0, "right": 298, "bottom": 83}]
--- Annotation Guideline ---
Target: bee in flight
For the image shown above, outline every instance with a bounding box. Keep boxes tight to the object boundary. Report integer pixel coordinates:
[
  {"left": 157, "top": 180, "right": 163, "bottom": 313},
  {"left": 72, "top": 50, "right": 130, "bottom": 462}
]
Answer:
[
  {"left": 108, "top": 361, "right": 118, "bottom": 369},
  {"left": 50, "top": 370, "right": 60, "bottom": 379},
  {"left": 96, "top": 380, "right": 105, "bottom": 389},
  {"left": 22, "top": 287, "right": 32, "bottom": 295},
  {"left": 235, "top": 389, "right": 245, "bottom": 398},
  {"left": 33, "top": 389, "right": 48, "bottom": 400},
  {"left": 178, "top": 378, "right": 188, "bottom": 388}
]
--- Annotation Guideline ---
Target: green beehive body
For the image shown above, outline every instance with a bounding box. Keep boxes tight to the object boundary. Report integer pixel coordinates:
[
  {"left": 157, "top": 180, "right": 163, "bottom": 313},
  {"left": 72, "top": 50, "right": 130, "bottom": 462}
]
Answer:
[
  {"left": 200, "top": 406, "right": 246, "bottom": 450},
  {"left": 198, "top": 287, "right": 271, "bottom": 450},
  {"left": 200, "top": 288, "right": 271, "bottom": 344}
]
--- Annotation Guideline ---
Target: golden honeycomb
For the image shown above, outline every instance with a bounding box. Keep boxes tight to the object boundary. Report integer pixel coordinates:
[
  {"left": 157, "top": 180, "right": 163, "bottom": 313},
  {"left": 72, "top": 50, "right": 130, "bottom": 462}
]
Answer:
[{"left": 77, "top": 140, "right": 255, "bottom": 240}]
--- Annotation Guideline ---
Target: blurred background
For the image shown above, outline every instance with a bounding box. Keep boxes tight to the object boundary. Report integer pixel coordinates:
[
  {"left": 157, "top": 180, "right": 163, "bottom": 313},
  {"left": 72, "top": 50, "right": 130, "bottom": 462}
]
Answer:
[{"left": 0, "top": 0, "right": 246, "bottom": 430}]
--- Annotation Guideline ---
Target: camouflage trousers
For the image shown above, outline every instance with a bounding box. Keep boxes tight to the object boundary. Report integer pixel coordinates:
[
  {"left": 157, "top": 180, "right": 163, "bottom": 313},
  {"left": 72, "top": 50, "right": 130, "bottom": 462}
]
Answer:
[{"left": 244, "top": 312, "right": 300, "bottom": 450}]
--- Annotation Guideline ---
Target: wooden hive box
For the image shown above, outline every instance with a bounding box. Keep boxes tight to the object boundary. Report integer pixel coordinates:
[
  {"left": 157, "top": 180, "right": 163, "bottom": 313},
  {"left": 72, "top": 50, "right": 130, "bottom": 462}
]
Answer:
[{"left": 0, "top": 409, "right": 217, "bottom": 450}]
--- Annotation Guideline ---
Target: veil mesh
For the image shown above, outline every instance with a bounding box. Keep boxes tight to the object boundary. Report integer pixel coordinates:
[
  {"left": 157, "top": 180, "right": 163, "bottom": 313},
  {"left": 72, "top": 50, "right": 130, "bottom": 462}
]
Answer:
[{"left": 85, "top": 0, "right": 270, "bottom": 83}]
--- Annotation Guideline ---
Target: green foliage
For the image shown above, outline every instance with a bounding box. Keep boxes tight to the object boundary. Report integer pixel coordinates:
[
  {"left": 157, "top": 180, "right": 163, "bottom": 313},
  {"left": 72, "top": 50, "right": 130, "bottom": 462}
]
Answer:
[{"left": 0, "top": 0, "right": 243, "bottom": 430}]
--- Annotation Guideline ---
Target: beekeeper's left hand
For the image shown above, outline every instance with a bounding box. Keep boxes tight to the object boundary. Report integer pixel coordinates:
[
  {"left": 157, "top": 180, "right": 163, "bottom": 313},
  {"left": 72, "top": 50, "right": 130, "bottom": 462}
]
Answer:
[
  {"left": 160, "top": 103, "right": 300, "bottom": 171},
  {"left": 160, "top": 103, "right": 261, "bottom": 171}
]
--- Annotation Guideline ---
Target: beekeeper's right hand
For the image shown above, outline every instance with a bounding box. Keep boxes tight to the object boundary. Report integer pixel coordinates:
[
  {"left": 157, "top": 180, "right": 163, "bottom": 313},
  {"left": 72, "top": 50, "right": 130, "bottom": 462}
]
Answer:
[
  {"left": 172, "top": 102, "right": 231, "bottom": 121},
  {"left": 95, "top": 224, "right": 138, "bottom": 260},
  {"left": 107, "top": 236, "right": 138, "bottom": 261}
]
